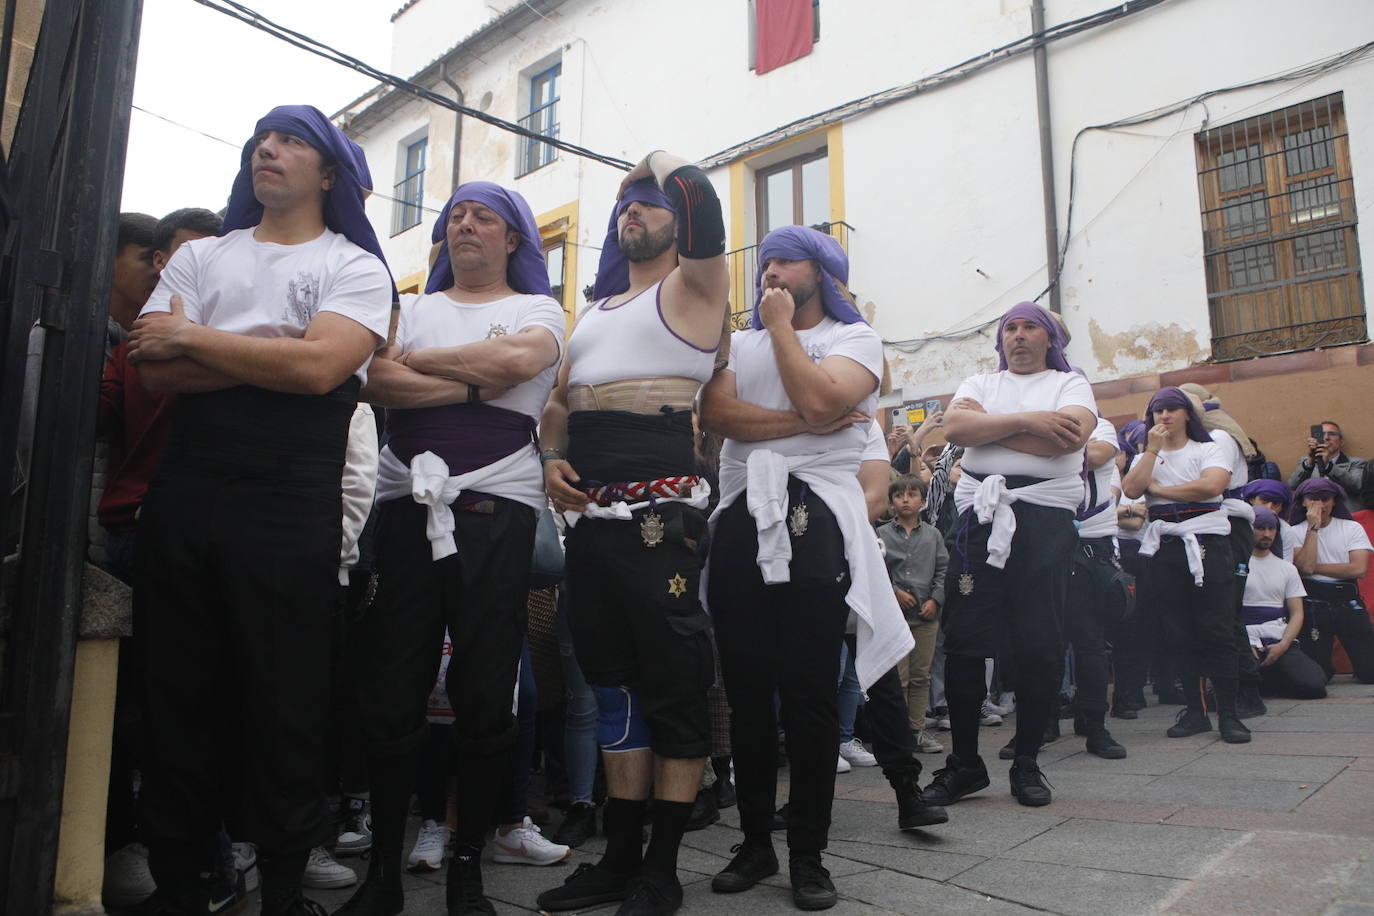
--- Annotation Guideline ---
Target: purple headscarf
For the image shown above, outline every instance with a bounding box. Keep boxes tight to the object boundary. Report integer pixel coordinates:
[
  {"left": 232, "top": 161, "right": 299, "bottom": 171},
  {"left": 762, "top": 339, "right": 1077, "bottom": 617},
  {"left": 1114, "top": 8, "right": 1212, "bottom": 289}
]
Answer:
[
  {"left": 1243, "top": 479, "right": 1293, "bottom": 516},
  {"left": 591, "top": 178, "right": 676, "bottom": 300},
  {"left": 223, "top": 105, "right": 393, "bottom": 298},
  {"left": 425, "top": 181, "right": 553, "bottom": 297},
  {"left": 1146, "top": 387, "right": 1211, "bottom": 444},
  {"left": 1117, "top": 419, "right": 1148, "bottom": 458},
  {"left": 752, "top": 226, "right": 863, "bottom": 330},
  {"left": 1290, "top": 477, "right": 1354, "bottom": 524},
  {"left": 995, "top": 302, "right": 1072, "bottom": 372},
  {"left": 1252, "top": 506, "right": 1279, "bottom": 530}
]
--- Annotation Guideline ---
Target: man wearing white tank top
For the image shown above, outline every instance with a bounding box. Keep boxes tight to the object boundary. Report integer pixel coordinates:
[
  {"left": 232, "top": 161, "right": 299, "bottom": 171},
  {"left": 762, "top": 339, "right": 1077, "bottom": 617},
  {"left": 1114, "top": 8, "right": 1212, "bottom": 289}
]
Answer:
[
  {"left": 700, "top": 226, "right": 918, "bottom": 911},
  {"left": 537, "top": 150, "right": 728, "bottom": 916}
]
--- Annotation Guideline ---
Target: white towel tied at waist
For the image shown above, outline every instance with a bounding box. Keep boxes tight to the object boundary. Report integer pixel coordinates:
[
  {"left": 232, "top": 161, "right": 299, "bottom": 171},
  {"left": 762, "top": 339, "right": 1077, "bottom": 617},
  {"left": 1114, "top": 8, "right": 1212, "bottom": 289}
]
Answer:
[
  {"left": 561, "top": 479, "right": 712, "bottom": 528},
  {"left": 953, "top": 472, "right": 1086, "bottom": 570},
  {"left": 709, "top": 447, "right": 913, "bottom": 691},
  {"left": 1137, "top": 510, "right": 1232, "bottom": 586},
  {"left": 375, "top": 445, "right": 539, "bottom": 560},
  {"left": 1221, "top": 497, "right": 1257, "bottom": 525}
]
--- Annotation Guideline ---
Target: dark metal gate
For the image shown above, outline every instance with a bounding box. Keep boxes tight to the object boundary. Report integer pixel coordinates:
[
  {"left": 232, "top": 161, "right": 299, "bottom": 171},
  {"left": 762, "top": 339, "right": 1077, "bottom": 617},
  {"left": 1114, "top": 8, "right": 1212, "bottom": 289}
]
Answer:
[{"left": 0, "top": 1, "right": 143, "bottom": 911}]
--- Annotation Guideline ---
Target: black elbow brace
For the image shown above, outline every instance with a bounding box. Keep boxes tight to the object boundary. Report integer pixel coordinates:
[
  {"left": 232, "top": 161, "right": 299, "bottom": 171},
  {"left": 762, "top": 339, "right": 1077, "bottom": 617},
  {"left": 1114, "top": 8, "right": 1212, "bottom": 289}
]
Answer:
[{"left": 664, "top": 165, "right": 725, "bottom": 260}]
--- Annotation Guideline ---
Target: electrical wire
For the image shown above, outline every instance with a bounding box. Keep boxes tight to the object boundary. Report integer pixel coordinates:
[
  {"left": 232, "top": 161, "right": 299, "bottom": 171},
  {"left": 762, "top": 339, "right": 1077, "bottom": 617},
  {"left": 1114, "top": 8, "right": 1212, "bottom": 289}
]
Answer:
[{"left": 189, "top": 0, "right": 635, "bottom": 171}]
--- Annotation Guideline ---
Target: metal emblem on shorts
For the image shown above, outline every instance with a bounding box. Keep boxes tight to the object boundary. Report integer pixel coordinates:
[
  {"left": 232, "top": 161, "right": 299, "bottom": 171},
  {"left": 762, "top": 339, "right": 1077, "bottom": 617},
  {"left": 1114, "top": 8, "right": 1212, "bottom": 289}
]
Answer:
[
  {"left": 1199, "top": 544, "right": 1207, "bottom": 560},
  {"left": 641, "top": 511, "right": 665, "bottom": 547},
  {"left": 789, "top": 503, "right": 810, "bottom": 537},
  {"left": 958, "top": 572, "right": 975, "bottom": 596},
  {"left": 1311, "top": 626, "right": 1321, "bottom": 641},
  {"left": 668, "top": 573, "right": 687, "bottom": 598}
]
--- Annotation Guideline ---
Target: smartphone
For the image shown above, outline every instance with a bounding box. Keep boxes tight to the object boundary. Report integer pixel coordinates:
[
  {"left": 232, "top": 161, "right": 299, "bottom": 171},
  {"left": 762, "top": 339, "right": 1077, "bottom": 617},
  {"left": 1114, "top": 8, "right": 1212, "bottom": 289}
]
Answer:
[
  {"left": 891, "top": 407, "right": 904, "bottom": 426},
  {"left": 1310, "top": 424, "right": 1325, "bottom": 441}
]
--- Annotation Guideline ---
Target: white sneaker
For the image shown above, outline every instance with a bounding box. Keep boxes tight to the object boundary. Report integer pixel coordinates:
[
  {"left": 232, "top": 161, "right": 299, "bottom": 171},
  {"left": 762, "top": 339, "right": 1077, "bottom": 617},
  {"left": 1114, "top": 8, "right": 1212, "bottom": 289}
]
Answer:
[
  {"left": 994, "top": 691, "right": 1017, "bottom": 715},
  {"left": 836, "top": 753, "right": 852, "bottom": 773},
  {"left": 231, "top": 841, "right": 259, "bottom": 894},
  {"left": 980, "top": 702, "right": 1004, "bottom": 726},
  {"left": 301, "top": 846, "right": 356, "bottom": 889},
  {"left": 838, "top": 738, "right": 878, "bottom": 767},
  {"left": 915, "top": 729, "right": 945, "bottom": 754},
  {"left": 102, "top": 842, "right": 156, "bottom": 908},
  {"left": 408, "top": 819, "right": 450, "bottom": 872},
  {"left": 492, "top": 816, "right": 572, "bottom": 866}
]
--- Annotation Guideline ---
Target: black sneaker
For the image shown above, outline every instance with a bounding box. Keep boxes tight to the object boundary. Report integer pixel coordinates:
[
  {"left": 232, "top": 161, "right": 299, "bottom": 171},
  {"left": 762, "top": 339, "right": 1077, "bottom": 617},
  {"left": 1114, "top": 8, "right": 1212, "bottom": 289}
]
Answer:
[
  {"left": 1085, "top": 728, "right": 1128, "bottom": 760},
  {"left": 1235, "top": 689, "right": 1267, "bottom": 720},
  {"left": 552, "top": 802, "right": 598, "bottom": 848},
  {"left": 788, "top": 853, "right": 837, "bottom": 911},
  {"left": 921, "top": 754, "right": 990, "bottom": 806},
  {"left": 711, "top": 839, "right": 779, "bottom": 893},
  {"left": 1008, "top": 756, "right": 1053, "bottom": 807},
  {"left": 615, "top": 871, "right": 682, "bottom": 916},
  {"left": 685, "top": 787, "right": 720, "bottom": 832},
  {"left": 536, "top": 861, "right": 637, "bottom": 911},
  {"left": 446, "top": 855, "right": 495, "bottom": 916},
  {"left": 332, "top": 878, "right": 404, "bottom": 916},
  {"left": 1110, "top": 704, "right": 1140, "bottom": 720},
  {"left": 1219, "top": 714, "right": 1252, "bottom": 744},
  {"left": 1166, "top": 708, "right": 1212, "bottom": 738},
  {"left": 714, "top": 777, "right": 737, "bottom": 809},
  {"left": 888, "top": 772, "right": 948, "bottom": 830},
  {"left": 265, "top": 893, "right": 329, "bottom": 916}
]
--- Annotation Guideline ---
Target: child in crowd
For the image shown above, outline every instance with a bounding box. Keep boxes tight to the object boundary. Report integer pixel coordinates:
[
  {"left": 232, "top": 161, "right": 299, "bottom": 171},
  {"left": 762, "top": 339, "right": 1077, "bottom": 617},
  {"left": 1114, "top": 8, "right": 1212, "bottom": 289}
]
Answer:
[{"left": 879, "top": 476, "right": 948, "bottom": 754}]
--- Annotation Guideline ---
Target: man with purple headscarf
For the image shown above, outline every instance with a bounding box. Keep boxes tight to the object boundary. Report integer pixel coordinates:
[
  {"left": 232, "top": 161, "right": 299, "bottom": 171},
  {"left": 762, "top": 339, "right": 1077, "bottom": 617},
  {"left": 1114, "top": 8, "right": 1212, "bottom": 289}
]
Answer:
[
  {"left": 699, "top": 225, "right": 931, "bottom": 910},
  {"left": 1289, "top": 476, "right": 1374, "bottom": 682},
  {"left": 1123, "top": 387, "right": 1252, "bottom": 743},
  {"left": 1241, "top": 507, "right": 1326, "bottom": 699},
  {"left": 341, "top": 180, "right": 564, "bottom": 916},
  {"left": 918, "top": 302, "right": 1096, "bottom": 809},
  {"left": 1245, "top": 478, "right": 1301, "bottom": 557},
  {"left": 125, "top": 105, "right": 393, "bottom": 916},
  {"left": 537, "top": 150, "right": 728, "bottom": 916}
]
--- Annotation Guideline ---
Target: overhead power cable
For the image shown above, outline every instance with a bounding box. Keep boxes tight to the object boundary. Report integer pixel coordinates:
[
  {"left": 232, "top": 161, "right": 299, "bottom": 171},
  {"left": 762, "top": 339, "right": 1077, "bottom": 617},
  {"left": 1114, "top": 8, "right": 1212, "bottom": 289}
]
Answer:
[{"left": 190, "top": 0, "right": 635, "bottom": 171}]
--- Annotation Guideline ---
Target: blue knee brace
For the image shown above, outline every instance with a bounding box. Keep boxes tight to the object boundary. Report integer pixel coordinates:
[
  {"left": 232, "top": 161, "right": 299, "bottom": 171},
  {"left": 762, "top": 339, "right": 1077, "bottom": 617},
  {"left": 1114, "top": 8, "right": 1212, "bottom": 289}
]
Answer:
[{"left": 593, "top": 685, "right": 651, "bottom": 752}]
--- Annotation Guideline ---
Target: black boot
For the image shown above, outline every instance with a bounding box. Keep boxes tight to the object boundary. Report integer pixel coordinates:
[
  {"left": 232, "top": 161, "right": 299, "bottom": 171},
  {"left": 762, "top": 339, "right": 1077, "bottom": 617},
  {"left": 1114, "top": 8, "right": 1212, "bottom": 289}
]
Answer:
[
  {"left": 446, "top": 849, "right": 496, "bottom": 915},
  {"left": 684, "top": 787, "right": 719, "bottom": 831},
  {"left": 1214, "top": 677, "right": 1253, "bottom": 744},
  {"left": 1078, "top": 709, "right": 1127, "bottom": 759},
  {"left": 1235, "top": 682, "right": 1267, "bottom": 719},
  {"left": 887, "top": 770, "right": 948, "bottom": 830},
  {"left": 334, "top": 751, "right": 415, "bottom": 916}
]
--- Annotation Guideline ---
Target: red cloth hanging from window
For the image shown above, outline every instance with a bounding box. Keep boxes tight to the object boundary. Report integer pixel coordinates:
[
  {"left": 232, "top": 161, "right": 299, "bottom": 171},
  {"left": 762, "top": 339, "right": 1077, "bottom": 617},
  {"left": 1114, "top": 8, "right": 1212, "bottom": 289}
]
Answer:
[{"left": 755, "top": 0, "right": 813, "bottom": 75}]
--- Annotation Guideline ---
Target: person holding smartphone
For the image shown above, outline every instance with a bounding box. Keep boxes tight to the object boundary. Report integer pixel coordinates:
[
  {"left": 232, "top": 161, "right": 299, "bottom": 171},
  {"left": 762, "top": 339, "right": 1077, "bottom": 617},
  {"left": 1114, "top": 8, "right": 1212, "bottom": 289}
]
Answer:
[{"left": 1289, "top": 420, "right": 1367, "bottom": 514}]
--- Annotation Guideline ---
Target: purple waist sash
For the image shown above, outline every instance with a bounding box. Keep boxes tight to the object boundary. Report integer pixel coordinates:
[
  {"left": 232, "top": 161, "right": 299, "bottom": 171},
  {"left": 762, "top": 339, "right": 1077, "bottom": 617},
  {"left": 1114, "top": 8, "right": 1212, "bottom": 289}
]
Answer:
[
  {"left": 385, "top": 402, "right": 536, "bottom": 477},
  {"left": 1241, "top": 604, "right": 1285, "bottom": 627},
  {"left": 1148, "top": 501, "right": 1221, "bottom": 522}
]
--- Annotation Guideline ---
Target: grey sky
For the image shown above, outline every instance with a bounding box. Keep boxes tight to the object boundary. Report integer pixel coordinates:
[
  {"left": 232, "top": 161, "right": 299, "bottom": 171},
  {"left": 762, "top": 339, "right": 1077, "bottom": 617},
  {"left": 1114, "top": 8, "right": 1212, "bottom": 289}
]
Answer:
[{"left": 120, "top": 0, "right": 396, "bottom": 218}]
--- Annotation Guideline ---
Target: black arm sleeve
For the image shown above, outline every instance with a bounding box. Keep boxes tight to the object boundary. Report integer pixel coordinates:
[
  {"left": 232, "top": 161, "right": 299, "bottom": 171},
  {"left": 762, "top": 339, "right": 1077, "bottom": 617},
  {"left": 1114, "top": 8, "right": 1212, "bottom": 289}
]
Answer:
[{"left": 664, "top": 165, "right": 726, "bottom": 260}]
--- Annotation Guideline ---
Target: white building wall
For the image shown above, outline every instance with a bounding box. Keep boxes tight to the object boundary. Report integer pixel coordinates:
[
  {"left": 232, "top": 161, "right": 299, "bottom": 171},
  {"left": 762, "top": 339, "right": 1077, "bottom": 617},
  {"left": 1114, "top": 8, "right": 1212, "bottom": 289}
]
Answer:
[{"left": 349, "top": 0, "right": 1374, "bottom": 391}]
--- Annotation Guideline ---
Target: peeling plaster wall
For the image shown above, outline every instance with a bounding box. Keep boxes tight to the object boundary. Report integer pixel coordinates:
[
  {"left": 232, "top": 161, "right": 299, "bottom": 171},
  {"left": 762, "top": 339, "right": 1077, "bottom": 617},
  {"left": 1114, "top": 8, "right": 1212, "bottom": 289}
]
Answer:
[{"left": 353, "top": 0, "right": 1374, "bottom": 396}]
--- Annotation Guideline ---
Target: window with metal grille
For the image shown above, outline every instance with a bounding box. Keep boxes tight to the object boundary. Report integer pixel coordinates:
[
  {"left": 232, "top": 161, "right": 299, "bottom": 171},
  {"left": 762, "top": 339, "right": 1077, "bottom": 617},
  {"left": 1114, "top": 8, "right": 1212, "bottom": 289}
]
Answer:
[
  {"left": 391, "top": 135, "right": 427, "bottom": 236},
  {"left": 518, "top": 63, "right": 560, "bottom": 177},
  {"left": 1196, "top": 93, "right": 1364, "bottom": 361}
]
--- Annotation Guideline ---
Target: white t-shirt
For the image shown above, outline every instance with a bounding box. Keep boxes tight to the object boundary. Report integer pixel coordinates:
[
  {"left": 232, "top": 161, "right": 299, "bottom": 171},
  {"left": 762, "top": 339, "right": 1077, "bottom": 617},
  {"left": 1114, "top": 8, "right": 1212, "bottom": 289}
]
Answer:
[
  {"left": 721, "top": 317, "right": 883, "bottom": 462},
  {"left": 1118, "top": 492, "right": 1146, "bottom": 542},
  {"left": 1078, "top": 417, "right": 1120, "bottom": 539},
  {"left": 142, "top": 227, "right": 392, "bottom": 383},
  {"left": 1279, "top": 520, "right": 1303, "bottom": 557},
  {"left": 1144, "top": 439, "right": 1230, "bottom": 507},
  {"left": 394, "top": 290, "right": 564, "bottom": 420},
  {"left": 953, "top": 369, "right": 1097, "bottom": 479},
  {"left": 1243, "top": 551, "right": 1306, "bottom": 608},
  {"left": 1209, "top": 429, "right": 1248, "bottom": 493},
  {"left": 1289, "top": 517, "right": 1374, "bottom": 583},
  {"left": 861, "top": 419, "right": 889, "bottom": 462}
]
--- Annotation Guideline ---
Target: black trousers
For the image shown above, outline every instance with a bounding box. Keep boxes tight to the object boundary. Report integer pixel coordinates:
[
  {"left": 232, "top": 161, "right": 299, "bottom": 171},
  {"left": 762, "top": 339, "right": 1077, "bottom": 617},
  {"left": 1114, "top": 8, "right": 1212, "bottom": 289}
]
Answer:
[
  {"left": 1140, "top": 534, "right": 1237, "bottom": 683},
  {"left": 1109, "top": 541, "right": 1153, "bottom": 706},
  {"left": 1258, "top": 645, "right": 1328, "bottom": 699},
  {"left": 710, "top": 491, "right": 849, "bottom": 853},
  {"left": 353, "top": 496, "right": 534, "bottom": 848},
  {"left": 942, "top": 502, "right": 1076, "bottom": 761},
  {"left": 1229, "top": 518, "right": 1261, "bottom": 689},
  {"left": 1065, "top": 536, "right": 1115, "bottom": 719},
  {"left": 1297, "top": 580, "right": 1374, "bottom": 683},
  {"left": 136, "top": 465, "right": 342, "bottom": 858}
]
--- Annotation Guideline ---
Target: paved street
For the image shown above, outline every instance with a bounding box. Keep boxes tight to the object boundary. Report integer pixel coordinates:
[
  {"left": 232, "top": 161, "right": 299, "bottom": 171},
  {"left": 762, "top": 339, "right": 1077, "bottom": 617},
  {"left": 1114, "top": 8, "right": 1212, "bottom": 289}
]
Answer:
[{"left": 301, "top": 677, "right": 1374, "bottom": 915}]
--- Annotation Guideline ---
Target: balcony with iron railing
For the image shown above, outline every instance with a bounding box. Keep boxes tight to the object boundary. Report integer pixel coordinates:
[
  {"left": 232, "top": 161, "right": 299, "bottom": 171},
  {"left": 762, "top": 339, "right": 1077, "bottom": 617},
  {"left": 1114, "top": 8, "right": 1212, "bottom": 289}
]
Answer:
[
  {"left": 517, "top": 98, "right": 559, "bottom": 177},
  {"left": 727, "top": 221, "right": 853, "bottom": 329}
]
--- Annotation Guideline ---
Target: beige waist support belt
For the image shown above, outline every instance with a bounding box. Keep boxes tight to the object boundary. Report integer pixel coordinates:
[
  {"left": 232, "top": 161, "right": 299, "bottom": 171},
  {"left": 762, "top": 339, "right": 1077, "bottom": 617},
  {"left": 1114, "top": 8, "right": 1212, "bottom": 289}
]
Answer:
[{"left": 568, "top": 377, "right": 701, "bottom": 413}]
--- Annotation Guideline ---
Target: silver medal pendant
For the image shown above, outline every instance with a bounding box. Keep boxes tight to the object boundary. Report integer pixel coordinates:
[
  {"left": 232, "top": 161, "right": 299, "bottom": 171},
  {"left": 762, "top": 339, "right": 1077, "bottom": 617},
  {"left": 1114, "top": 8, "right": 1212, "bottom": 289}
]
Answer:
[
  {"left": 958, "top": 572, "right": 974, "bottom": 596},
  {"left": 641, "top": 511, "right": 665, "bottom": 547},
  {"left": 789, "top": 503, "right": 810, "bottom": 537}
]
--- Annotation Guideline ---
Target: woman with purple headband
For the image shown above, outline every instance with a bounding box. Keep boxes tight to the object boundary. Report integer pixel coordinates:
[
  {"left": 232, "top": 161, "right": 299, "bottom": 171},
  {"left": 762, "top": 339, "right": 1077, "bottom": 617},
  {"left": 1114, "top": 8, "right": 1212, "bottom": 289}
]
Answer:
[
  {"left": 1289, "top": 477, "right": 1374, "bottom": 682},
  {"left": 1123, "top": 387, "right": 1251, "bottom": 743}
]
